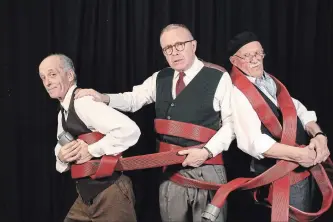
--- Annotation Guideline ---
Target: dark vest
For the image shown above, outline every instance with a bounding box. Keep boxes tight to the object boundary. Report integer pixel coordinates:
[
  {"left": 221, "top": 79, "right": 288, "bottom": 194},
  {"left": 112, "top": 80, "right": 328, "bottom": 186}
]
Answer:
[
  {"left": 61, "top": 87, "right": 120, "bottom": 204},
  {"left": 252, "top": 85, "right": 311, "bottom": 174},
  {"left": 155, "top": 67, "right": 223, "bottom": 171}
]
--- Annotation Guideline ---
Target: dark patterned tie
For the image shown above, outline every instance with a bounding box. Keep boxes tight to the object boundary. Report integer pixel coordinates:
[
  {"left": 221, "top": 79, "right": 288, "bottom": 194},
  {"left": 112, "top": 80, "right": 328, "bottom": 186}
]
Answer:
[{"left": 176, "top": 71, "right": 186, "bottom": 96}]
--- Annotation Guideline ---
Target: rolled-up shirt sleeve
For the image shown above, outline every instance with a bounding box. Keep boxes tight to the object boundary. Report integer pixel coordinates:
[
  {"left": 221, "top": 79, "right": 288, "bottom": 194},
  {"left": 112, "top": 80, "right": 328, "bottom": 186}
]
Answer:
[
  {"left": 231, "top": 87, "right": 276, "bottom": 159},
  {"left": 292, "top": 98, "right": 317, "bottom": 127},
  {"left": 74, "top": 96, "right": 141, "bottom": 157}
]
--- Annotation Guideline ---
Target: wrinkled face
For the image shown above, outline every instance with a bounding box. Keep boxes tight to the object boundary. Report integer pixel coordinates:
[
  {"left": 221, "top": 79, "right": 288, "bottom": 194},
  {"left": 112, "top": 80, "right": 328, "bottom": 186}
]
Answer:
[
  {"left": 230, "top": 41, "right": 265, "bottom": 77},
  {"left": 160, "top": 27, "right": 197, "bottom": 72},
  {"left": 38, "top": 56, "right": 74, "bottom": 101}
]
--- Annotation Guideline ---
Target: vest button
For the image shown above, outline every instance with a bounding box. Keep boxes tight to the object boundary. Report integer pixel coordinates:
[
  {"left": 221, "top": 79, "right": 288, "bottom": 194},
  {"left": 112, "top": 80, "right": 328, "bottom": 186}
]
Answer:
[
  {"left": 170, "top": 103, "right": 175, "bottom": 107},
  {"left": 167, "top": 116, "right": 171, "bottom": 120}
]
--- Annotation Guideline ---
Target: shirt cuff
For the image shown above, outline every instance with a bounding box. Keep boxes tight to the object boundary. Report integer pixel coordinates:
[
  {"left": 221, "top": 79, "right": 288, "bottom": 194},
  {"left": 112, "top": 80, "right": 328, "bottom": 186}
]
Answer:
[
  {"left": 299, "top": 111, "right": 317, "bottom": 127},
  {"left": 88, "top": 142, "right": 105, "bottom": 158},
  {"left": 252, "top": 134, "right": 277, "bottom": 159},
  {"left": 204, "top": 141, "right": 230, "bottom": 157},
  {"left": 104, "top": 94, "right": 111, "bottom": 105},
  {"left": 56, "top": 157, "right": 69, "bottom": 173}
]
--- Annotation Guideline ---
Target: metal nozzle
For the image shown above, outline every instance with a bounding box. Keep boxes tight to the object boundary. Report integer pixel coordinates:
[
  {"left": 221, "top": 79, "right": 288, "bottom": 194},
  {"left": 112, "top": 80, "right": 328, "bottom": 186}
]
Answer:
[
  {"left": 58, "top": 131, "right": 74, "bottom": 146},
  {"left": 201, "top": 204, "right": 220, "bottom": 221}
]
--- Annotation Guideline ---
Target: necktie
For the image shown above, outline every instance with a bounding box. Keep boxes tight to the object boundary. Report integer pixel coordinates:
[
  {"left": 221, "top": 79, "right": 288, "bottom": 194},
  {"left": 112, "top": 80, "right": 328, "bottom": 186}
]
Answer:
[
  {"left": 60, "top": 106, "right": 68, "bottom": 119},
  {"left": 176, "top": 71, "right": 186, "bottom": 96},
  {"left": 255, "top": 74, "right": 277, "bottom": 99}
]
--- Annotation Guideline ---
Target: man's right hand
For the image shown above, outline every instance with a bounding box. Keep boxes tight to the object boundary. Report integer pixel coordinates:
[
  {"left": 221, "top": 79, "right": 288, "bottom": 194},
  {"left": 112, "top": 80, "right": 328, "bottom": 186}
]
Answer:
[
  {"left": 74, "top": 88, "right": 110, "bottom": 104},
  {"left": 297, "top": 146, "right": 316, "bottom": 168},
  {"left": 57, "top": 141, "right": 82, "bottom": 163}
]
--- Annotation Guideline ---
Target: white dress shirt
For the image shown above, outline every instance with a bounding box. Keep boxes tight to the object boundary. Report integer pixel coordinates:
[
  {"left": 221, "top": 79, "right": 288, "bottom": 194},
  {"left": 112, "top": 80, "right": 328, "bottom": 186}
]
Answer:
[
  {"left": 54, "top": 85, "right": 141, "bottom": 173},
  {"left": 107, "top": 57, "right": 235, "bottom": 157},
  {"left": 231, "top": 73, "right": 317, "bottom": 160}
]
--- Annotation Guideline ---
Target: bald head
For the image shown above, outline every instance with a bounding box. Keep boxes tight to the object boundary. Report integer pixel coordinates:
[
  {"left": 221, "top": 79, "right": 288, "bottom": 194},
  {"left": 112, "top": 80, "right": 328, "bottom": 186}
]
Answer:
[
  {"left": 39, "top": 54, "right": 76, "bottom": 101},
  {"left": 40, "top": 54, "right": 76, "bottom": 77}
]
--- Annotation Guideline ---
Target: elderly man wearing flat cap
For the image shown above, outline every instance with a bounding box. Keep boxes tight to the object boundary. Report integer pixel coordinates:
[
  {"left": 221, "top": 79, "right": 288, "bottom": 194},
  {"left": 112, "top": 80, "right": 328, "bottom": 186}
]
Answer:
[{"left": 225, "top": 31, "right": 331, "bottom": 221}]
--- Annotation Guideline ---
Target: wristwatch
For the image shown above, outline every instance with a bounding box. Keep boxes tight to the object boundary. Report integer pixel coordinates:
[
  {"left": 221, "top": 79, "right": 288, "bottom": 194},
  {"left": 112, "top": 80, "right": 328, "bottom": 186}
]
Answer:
[
  {"left": 203, "top": 147, "right": 213, "bottom": 159},
  {"left": 314, "top": 131, "right": 327, "bottom": 138}
]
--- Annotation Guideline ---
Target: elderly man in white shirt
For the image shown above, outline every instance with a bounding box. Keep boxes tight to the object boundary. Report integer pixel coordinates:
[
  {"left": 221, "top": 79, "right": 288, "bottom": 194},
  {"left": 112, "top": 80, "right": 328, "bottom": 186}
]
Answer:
[
  {"left": 226, "top": 31, "right": 330, "bottom": 222},
  {"left": 74, "top": 24, "right": 235, "bottom": 222},
  {"left": 38, "top": 54, "right": 140, "bottom": 222}
]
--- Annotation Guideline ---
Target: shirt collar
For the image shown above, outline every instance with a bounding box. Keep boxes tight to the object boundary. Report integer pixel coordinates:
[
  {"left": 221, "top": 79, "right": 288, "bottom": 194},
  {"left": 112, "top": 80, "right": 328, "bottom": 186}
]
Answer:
[
  {"left": 60, "top": 84, "right": 77, "bottom": 112},
  {"left": 173, "top": 56, "right": 204, "bottom": 80},
  {"left": 245, "top": 71, "right": 268, "bottom": 83}
]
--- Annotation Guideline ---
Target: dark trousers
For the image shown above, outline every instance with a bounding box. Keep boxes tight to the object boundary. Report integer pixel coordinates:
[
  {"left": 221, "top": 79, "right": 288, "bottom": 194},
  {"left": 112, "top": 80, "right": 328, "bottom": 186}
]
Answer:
[
  {"left": 254, "top": 175, "right": 318, "bottom": 222},
  {"left": 64, "top": 174, "right": 137, "bottom": 222},
  {"left": 289, "top": 176, "right": 318, "bottom": 221}
]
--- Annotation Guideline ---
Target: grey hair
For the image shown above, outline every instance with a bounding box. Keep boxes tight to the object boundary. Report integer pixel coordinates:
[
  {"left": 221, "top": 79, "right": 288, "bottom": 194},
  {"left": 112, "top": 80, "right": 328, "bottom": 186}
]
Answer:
[
  {"left": 160, "top": 24, "right": 194, "bottom": 39},
  {"left": 51, "top": 53, "right": 77, "bottom": 82}
]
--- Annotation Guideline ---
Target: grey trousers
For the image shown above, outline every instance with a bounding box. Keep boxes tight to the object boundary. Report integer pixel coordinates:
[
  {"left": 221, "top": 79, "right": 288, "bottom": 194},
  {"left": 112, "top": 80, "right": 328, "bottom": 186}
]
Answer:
[{"left": 159, "top": 165, "right": 227, "bottom": 222}]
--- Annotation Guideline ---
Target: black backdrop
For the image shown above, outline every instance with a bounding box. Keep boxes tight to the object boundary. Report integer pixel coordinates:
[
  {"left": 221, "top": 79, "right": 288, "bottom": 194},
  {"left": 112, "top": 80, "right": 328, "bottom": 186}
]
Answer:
[{"left": 1, "top": 0, "right": 332, "bottom": 221}]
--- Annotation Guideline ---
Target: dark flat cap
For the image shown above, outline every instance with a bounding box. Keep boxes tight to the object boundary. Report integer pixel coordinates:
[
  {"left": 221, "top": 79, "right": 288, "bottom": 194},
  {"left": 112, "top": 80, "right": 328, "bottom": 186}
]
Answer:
[
  {"left": 227, "top": 31, "right": 258, "bottom": 57},
  {"left": 223, "top": 31, "right": 258, "bottom": 71}
]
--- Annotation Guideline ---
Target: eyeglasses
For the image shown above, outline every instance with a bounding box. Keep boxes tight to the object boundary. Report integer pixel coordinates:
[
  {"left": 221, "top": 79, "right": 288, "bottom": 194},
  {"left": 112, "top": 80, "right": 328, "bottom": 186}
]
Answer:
[
  {"left": 234, "top": 51, "right": 265, "bottom": 62},
  {"left": 162, "top": 40, "right": 195, "bottom": 55}
]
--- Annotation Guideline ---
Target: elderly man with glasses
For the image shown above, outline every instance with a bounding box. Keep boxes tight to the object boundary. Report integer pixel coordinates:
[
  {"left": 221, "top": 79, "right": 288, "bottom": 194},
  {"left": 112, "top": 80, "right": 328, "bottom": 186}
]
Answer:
[
  {"left": 74, "top": 24, "right": 234, "bottom": 222},
  {"left": 226, "top": 31, "right": 331, "bottom": 222}
]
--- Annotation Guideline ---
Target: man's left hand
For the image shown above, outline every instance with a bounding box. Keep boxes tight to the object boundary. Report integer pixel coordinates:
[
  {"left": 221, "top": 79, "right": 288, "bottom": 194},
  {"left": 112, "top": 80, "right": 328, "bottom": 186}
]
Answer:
[
  {"left": 178, "top": 148, "right": 209, "bottom": 167},
  {"left": 309, "top": 135, "right": 330, "bottom": 164},
  {"left": 75, "top": 139, "right": 93, "bottom": 164}
]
